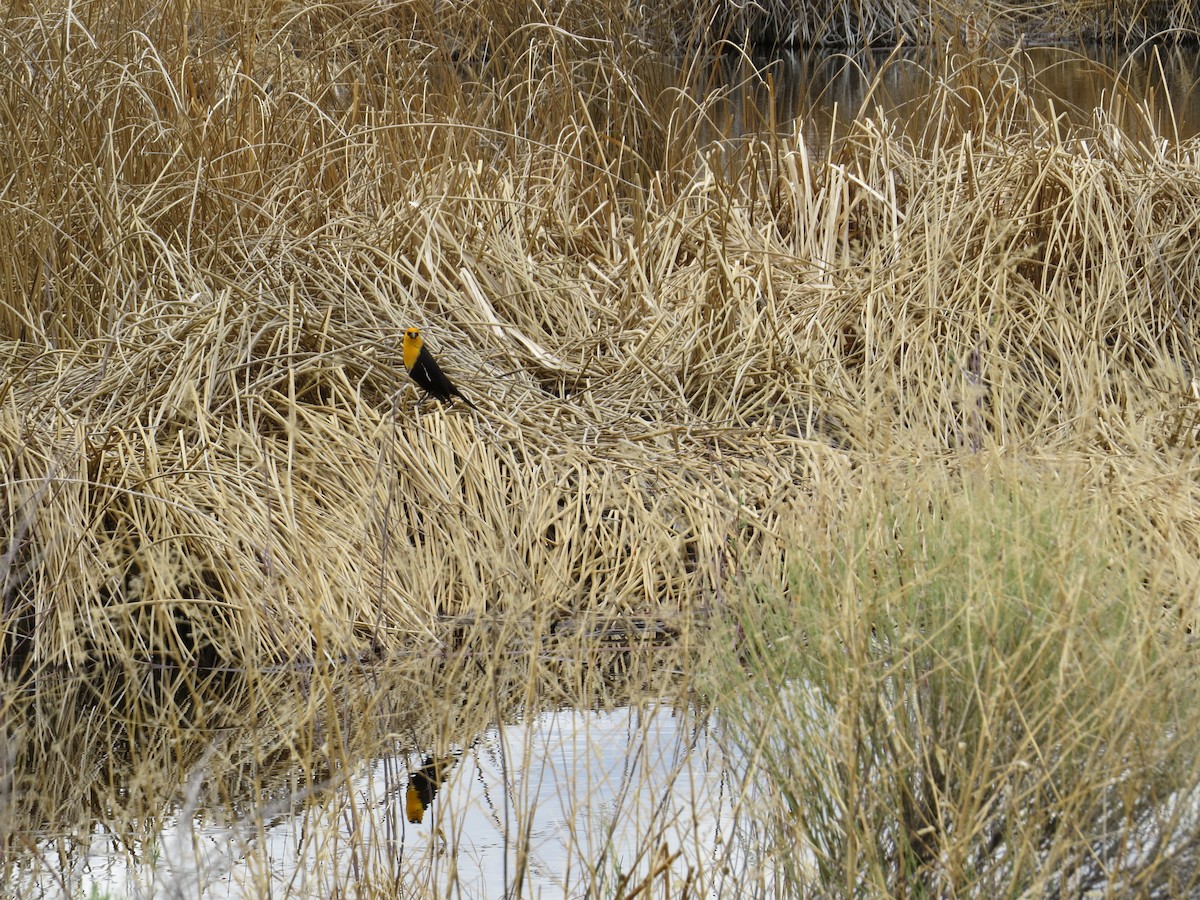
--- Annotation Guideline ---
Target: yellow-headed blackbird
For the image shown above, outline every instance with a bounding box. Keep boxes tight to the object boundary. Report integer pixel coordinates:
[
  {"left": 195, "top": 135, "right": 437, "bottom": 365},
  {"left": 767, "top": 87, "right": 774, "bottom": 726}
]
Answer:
[{"left": 402, "top": 327, "right": 476, "bottom": 409}]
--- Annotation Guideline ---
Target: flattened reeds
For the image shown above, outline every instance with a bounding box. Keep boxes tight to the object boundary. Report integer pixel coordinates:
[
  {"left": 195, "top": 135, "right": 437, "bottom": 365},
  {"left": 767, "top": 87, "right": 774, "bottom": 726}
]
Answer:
[{"left": 0, "top": 5, "right": 1198, "bottom": 680}]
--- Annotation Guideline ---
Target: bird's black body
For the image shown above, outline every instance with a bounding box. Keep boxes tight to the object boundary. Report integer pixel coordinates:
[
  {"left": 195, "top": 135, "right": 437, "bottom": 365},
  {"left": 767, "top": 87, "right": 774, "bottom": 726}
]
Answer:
[
  {"left": 403, "top": 327, "right": 476, "bottom": 408},
  {"left": 410, "top": 344, "right": 463, "bottom": 402}
]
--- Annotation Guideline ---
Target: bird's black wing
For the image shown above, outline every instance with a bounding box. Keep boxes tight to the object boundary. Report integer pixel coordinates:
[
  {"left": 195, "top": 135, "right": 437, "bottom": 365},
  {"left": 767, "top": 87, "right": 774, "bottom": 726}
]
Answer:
[{"left": 413, "top": 346, "right": 474, "bottom": 406}]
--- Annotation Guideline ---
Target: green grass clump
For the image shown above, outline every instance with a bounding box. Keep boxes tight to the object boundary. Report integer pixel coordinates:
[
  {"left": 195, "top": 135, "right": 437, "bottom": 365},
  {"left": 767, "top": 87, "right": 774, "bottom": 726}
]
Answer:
[{"left": 711, "top": 466, "right": 1200, "bottom": 896}]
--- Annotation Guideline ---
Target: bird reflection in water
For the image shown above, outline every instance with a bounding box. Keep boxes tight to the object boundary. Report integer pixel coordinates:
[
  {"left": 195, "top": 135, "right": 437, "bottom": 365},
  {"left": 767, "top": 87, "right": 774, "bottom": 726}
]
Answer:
[{"left": 406, "top": 754, "right": 459, "bottom": 824}]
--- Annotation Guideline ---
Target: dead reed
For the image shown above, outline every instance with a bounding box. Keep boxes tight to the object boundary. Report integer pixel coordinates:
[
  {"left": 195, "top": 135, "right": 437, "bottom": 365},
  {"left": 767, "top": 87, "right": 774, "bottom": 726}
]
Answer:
[
  {"left": 0, "top": 2, "right": 1198, "bottom": 668},
  {"left": 2, "top": 1, "right": 1200, "bottom": 895}
]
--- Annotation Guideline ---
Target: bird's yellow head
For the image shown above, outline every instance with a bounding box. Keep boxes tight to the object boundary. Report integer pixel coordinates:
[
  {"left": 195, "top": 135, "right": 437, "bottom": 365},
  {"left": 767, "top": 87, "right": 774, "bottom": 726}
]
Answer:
[{"left": 402, "top": 327, "right": 423, "bottom": 370}]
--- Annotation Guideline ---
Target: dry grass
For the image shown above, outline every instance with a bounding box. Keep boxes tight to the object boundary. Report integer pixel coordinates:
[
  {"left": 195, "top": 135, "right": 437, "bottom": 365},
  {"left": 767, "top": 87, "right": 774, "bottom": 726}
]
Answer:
[
  {"left": 3, "top": 10, "right": 1199, "bottom": 669},
  {"left": 689, "top": 0, "right": 1198, "bottom": 48},
  {"left": 2, "top": 0, "right": 1200, "bottom": 896}
]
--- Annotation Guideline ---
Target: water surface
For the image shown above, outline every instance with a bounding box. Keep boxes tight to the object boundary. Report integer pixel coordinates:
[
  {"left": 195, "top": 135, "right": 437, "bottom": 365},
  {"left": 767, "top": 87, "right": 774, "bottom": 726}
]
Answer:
[{"left": 712, "top": 44, "right": 1200, "bottom": 147}]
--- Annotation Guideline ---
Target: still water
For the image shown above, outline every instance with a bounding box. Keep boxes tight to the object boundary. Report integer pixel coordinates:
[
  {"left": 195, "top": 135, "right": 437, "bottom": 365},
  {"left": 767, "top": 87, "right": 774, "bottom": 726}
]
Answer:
[
  {"left": 222, "top": 706, "right": 753, "bottom": 898},
  {"left": 9, "top": 683, "right": 762, "bottom": 898},
  {"left": 712, "top": 44, "right": 1200, "bottom": 146}
]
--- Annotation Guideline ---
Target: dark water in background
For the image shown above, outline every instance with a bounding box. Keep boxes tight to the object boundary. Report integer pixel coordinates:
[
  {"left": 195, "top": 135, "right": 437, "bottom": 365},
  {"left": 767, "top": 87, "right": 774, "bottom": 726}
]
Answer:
[{"left": 709, "top": 44, "right": 1200, "bottom": 148}]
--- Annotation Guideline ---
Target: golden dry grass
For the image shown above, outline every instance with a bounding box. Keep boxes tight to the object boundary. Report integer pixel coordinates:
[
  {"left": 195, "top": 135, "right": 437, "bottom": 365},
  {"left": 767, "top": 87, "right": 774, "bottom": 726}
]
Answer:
[
  {"left": 3, "top": 14, "right": 1199, "bottom": 667},
  {"left": 2, "top": 1, "right": 1200, "bottom": 896},
  {"left": 2, "top": 3, "right": 1200, "bottom": 667}
]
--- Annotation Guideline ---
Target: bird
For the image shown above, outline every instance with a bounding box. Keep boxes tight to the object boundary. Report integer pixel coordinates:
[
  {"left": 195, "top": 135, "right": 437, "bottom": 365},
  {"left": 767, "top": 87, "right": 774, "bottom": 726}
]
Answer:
[
  {"left": 406, "top": 754, "right": 458, "bottom": 824},
  {"left": 402, "top": 327, "right": 476, "bottom": 409}
]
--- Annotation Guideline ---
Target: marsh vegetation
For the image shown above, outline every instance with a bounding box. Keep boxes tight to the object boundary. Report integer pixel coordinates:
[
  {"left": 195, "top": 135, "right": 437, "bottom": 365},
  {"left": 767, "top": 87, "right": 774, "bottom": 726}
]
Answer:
[{"left": 3, "top": 0, "right": 1200, "bottom": 896}]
